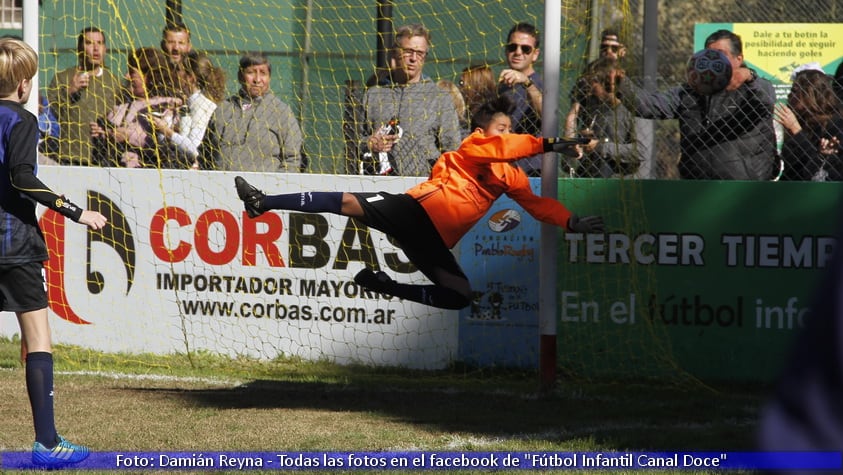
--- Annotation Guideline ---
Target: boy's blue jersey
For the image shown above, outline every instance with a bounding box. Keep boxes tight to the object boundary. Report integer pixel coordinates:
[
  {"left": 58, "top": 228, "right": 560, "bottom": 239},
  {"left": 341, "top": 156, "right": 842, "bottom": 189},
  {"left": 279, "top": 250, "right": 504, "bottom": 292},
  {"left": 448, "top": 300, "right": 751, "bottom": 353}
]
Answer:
[{"left": 0, "top": 99, "right": 49, "bottom": 264}]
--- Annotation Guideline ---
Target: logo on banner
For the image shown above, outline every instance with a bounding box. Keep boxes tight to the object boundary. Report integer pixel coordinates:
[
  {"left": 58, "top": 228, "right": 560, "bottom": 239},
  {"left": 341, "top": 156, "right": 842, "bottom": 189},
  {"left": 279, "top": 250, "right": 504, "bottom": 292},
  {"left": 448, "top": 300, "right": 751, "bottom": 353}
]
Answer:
[
  {"left": 40, "top": 191, "right": 135, "bottom": 324},
  {"left": 487, "top": 209, "right": 522, "bottom": 233}
]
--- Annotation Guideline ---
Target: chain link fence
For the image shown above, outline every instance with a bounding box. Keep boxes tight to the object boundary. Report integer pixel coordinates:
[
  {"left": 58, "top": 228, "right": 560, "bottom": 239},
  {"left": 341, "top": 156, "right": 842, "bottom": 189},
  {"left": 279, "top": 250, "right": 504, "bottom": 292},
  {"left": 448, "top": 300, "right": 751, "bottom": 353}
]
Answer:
[
  {"left": 578, "top": 0, "right": 843, "bottom": 180},
  {"left": 35, "top": 1, "right": 841, "bottom": 179}
]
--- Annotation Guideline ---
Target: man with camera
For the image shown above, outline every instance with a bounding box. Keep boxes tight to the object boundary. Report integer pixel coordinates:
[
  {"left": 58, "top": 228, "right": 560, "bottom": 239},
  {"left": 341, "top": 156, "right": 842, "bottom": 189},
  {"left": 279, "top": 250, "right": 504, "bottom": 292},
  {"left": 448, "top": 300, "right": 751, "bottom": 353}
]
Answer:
[{"left": 573, "top": 58, "right": 653, "bottom": 178}]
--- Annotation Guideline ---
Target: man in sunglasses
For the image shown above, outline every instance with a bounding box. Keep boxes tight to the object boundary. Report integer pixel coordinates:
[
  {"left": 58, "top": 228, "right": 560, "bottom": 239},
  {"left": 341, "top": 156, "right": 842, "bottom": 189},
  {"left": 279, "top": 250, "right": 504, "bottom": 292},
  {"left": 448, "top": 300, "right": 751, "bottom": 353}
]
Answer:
[
  {"left": 597, "top": 29, "right": 626, "bottom": 61},
  {"left": 498, "top": 22, "right": 544, "bottom": 176},
  {"left": 565, "top": 29, "right": 628, "bottom": 143},
  {"left": 564, "top": 29, "right": 653, "bottom": 178},
  {"left": 570, "top": 58, "right": 652, "bottom": 179}
]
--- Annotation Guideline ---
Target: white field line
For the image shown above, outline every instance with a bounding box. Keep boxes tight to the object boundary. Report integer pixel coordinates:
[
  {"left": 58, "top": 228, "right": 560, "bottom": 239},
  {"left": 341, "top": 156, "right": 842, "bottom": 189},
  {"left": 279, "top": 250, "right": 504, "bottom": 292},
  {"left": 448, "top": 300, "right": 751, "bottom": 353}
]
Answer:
[{"left": 54, "top": 369, "right": 243, "bottom": 387}]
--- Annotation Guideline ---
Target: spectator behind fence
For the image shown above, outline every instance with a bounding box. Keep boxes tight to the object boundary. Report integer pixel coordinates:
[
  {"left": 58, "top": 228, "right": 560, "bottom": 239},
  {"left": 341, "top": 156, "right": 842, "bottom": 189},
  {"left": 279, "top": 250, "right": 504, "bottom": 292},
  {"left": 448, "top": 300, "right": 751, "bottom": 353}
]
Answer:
[
  {"left": 834, "top": 61, "right": 843, "bottom": 105},
  {"left": 572, "top": 58, "right": 653, "bottom": 178},
  {"left": 161, "top": 21, "right": 192, "bottom": 64},
  {"left": 498, "top": 22, "right": 543, "bottom": 176},
  {"left": 458, "top": 64, "right": 498, "bottom": 125},
  {"left": 148, "top": 51, "right": 225, "bottom": 169},
  {"left": 565, "top": 28, "right": 627, "bottom": 139},
  {"left": 37, "top": 94, "right": 59, "bottom": 157},
  {"left": 48, "top": 27, "right": 124, "bottom": 166},
  {"left": 361, "top": 23, "right": 461, "bottom": 176},
  {"left": 616, "top": 29, "right": 776, "bottom": 180},
  {"left": 774, "top": 69, "right": 843, "bottom": 181},
  {"left": 210, "top": 52, "right": 304, "bottom": 172},
  {"left": 90, "top": 47, "right": 186, "bottom": 168},
  {"left": 437, "top": 79, "right": 469, "bottom": 138}
]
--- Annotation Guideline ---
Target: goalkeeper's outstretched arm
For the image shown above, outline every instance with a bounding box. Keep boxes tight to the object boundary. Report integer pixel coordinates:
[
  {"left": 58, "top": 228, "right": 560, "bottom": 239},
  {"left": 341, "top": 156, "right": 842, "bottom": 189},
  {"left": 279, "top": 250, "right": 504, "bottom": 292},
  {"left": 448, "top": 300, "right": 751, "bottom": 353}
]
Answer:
[{"left": 542, "top": 136, "right": 591, "bottom": 152}]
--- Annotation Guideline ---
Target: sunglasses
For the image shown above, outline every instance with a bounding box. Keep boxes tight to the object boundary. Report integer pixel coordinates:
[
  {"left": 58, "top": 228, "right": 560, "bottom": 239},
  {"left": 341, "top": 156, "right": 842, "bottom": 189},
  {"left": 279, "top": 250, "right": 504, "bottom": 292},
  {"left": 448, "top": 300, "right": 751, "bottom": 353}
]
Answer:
[
  {"left": 600, "top": 44, "right": 622, "bottom": 53},
  {"left": 505, "top": 43, "right": 535, "bottom": 55}
]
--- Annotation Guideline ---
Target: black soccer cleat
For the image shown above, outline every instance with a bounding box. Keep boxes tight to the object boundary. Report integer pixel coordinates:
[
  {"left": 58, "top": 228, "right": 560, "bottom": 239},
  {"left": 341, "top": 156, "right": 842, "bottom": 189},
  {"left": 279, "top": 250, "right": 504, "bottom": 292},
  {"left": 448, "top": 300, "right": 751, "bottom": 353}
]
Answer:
[
  {"left": 354, "top": 268, "right": 394, "bottom": 294},
  {"left": 234, "top": 176, "right": 266, "bottom": 218}
]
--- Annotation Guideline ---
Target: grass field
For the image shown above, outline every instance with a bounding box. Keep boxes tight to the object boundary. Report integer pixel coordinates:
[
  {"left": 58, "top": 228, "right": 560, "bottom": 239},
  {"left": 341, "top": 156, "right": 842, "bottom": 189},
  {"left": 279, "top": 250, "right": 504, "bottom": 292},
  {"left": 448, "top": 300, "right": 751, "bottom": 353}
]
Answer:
[{"left": 0, "top": 336, "right": 768, "bottom": 474}]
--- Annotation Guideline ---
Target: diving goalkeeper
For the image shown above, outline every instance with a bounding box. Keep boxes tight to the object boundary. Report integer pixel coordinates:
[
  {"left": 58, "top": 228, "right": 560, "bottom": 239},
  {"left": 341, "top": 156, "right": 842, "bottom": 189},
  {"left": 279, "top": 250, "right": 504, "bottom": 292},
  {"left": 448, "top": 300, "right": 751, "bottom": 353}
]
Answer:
[{"left": 234, "top": 96, "right": 604, "bottom": 310}]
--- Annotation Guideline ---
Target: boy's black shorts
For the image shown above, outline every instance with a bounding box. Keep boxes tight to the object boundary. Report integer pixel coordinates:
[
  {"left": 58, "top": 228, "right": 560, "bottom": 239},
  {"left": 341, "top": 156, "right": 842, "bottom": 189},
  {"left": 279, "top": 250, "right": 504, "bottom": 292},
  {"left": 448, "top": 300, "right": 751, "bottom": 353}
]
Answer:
[
  {"left": 351, "top": 192, "right": 466, "bottom": 282},
  {"left": 0, "top": 261, "right": 48, "bottom": 313}
]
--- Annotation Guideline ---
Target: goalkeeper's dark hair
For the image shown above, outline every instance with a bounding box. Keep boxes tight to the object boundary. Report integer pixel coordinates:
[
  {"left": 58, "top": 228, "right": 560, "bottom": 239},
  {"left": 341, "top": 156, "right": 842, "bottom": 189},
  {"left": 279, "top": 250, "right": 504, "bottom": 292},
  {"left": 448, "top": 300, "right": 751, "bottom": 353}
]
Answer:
[{"left": 470, "top": 95, "right": 515, "bottom": 130}]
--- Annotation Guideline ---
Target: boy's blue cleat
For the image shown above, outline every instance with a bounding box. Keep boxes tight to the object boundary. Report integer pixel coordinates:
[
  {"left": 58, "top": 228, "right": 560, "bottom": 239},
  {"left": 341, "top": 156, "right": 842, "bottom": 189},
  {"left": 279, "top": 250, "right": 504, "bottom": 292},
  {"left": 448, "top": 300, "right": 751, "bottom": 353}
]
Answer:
[{"left": 32, "top": 435, "right": 90, "bottom": 467}]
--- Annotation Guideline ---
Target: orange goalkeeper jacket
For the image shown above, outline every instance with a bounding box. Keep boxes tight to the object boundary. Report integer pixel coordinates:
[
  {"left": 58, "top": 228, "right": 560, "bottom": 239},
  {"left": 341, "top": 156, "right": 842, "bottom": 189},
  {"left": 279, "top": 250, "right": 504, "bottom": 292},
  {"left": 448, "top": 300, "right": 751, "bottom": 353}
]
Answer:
[{"left": 405, "top": 132, "right": 573, "bottom": 249}]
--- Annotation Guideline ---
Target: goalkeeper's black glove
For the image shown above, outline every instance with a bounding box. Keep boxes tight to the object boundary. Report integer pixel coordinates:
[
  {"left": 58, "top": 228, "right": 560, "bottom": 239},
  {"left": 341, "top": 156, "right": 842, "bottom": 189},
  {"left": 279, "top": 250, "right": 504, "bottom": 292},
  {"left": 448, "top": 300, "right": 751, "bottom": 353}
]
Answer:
[
  {"left": 543, "top": 137, "right": 590, "bottom": 153},
  {"left": 567, "top": 214, "right": 605, "bottom": 233}
]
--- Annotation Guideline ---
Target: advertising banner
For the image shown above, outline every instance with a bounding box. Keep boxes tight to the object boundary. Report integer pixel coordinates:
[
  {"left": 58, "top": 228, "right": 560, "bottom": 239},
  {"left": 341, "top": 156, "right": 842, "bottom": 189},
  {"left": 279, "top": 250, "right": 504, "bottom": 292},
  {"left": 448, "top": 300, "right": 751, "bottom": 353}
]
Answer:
[
  {"left": 2, "top": 169, "right": 839, "bottom": 382},
  {"left": 457, "top": 182, "right": 543, "bottom": 368},
  {"left": 557, "top": 180, "right": 840, "bottom": 381},
  {"left": 460, "top": 179, "right": 841, "bottom": 382},
  {"left": 0, "top": 168, "right": 456, "bottom": 370}
]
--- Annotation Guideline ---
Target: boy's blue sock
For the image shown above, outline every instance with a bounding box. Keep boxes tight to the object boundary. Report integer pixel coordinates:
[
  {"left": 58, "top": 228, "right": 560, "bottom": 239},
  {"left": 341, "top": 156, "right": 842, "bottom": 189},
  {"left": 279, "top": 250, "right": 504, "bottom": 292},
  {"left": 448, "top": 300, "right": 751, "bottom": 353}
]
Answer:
[
  {"left": 262, "top": 192, "right": 343, "bottom": 214},
  {"left": 25, "top": 352, "right": 58, "bottom": 447}
]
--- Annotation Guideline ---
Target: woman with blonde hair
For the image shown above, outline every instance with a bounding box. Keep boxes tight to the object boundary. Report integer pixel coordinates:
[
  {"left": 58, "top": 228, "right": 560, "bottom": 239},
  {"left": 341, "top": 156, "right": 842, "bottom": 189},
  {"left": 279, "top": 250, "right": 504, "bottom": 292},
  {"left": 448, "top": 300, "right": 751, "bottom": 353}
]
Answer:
[
  {"left": 459, "top": 64, "right": 497, "bottom": 118},
  {"left": 437, "top": 79, "right": 468, "bottom": 137},
  {"left": 147, "top": 50, "right": 226, "bottom": 168}
]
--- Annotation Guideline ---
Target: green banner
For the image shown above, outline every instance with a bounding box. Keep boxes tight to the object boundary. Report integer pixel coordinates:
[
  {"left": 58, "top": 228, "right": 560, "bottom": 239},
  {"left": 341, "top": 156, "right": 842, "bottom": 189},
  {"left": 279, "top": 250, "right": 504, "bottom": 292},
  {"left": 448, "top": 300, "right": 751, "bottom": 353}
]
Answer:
[{"left": 558, "top": 180, "right": 841, "bottom": 382}]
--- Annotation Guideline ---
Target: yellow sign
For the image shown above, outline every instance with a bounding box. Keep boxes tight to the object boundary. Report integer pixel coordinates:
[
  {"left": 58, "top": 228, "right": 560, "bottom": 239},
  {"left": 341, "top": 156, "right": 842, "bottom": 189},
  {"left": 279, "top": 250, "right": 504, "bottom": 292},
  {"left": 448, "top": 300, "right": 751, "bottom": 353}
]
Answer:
[
  {"left": 695, "top": 23, "right": 843, "bottom": 84},
  {"left": 734, "top": 23, "right": 843, "bottom": 83}
]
